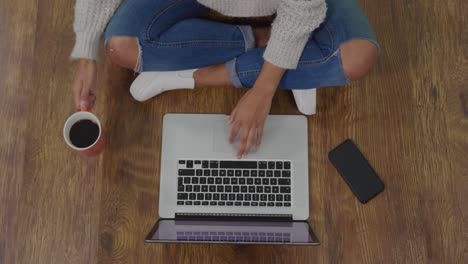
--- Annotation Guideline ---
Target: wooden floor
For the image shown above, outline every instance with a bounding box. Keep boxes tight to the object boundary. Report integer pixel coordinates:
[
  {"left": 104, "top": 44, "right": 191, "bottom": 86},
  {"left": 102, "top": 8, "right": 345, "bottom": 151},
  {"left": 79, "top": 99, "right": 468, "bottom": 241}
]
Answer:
[{"left": 1, "top": 0, "right": 467, "bottom": 263}]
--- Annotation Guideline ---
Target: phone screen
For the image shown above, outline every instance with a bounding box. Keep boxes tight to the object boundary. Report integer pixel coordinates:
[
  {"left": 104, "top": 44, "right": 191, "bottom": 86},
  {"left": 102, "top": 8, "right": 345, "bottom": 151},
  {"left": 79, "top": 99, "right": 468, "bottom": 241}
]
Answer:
[{"left": 328, "top": 139, "right": 384, "bottom": 203}]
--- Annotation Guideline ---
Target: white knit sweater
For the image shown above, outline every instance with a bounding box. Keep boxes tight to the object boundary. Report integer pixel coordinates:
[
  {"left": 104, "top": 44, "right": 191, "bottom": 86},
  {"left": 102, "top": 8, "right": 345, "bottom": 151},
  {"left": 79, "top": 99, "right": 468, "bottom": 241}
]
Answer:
[{"left": 71, "top": 0, "right": 327, "bottom": 69}]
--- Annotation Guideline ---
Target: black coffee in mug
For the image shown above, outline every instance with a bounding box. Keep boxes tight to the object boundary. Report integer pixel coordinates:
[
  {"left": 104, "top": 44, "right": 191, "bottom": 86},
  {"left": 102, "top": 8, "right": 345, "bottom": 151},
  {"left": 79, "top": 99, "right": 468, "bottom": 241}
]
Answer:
[{"left": 69, "top": 119, "right": 100, "bottom": 148}]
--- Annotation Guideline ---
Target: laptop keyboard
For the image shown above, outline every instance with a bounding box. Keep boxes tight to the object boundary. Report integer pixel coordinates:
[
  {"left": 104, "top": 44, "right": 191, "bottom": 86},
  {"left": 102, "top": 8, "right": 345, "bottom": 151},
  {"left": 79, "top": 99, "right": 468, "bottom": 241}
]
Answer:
[
  {"left": 177, "top": 160, "right": 292, "bottom": 207},
  {"left": 176, "top": 231, "right": 291, "bottom": 242}
]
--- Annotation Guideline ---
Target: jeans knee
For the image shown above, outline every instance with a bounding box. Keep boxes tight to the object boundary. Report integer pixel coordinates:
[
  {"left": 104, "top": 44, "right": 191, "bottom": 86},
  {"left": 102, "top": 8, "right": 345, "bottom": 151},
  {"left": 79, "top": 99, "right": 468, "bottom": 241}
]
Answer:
[
  {"left": 105, "top": 36, "right": 139, "bottom": 70},
  {"left": 340, "top": 40, "right": 379, "bottom": 81}
]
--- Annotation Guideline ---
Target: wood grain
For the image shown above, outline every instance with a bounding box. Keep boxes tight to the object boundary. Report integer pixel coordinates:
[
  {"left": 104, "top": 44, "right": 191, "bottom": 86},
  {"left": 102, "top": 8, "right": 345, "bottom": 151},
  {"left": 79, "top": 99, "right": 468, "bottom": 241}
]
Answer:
[{"left": 0, "top": 0, "right": 467, "bottom": 263}]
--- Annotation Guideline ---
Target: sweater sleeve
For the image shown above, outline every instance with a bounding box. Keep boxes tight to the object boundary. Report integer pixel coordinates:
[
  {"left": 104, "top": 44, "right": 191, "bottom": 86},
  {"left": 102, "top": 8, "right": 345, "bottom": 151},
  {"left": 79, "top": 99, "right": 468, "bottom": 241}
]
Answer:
[
  {"left": 70, "top": 0, "right": 122, "bottom": 61},
  {"left": 263, "top": 0, "right": 327, "bottom": 69}
]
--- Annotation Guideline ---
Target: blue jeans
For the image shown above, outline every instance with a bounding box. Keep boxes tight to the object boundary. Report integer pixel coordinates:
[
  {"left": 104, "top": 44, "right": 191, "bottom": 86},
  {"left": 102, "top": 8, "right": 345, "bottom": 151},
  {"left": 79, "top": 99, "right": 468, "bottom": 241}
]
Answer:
[{"left": 104, "top": 0, "right": 378, "bottom": 90}]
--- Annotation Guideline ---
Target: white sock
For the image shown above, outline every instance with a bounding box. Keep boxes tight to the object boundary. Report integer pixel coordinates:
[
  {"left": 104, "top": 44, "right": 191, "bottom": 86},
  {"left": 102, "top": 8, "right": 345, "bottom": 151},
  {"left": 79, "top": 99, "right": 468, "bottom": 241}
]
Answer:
[{"left": 130, "top": 69, "right": 197, "bottom": 102}]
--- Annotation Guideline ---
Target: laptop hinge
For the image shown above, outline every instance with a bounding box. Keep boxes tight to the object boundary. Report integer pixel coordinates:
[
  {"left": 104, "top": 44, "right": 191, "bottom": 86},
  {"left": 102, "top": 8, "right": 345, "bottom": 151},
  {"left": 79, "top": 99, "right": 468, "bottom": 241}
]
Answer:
[{"left": 175, "top": 213, "right": 293, "bottom": 222}]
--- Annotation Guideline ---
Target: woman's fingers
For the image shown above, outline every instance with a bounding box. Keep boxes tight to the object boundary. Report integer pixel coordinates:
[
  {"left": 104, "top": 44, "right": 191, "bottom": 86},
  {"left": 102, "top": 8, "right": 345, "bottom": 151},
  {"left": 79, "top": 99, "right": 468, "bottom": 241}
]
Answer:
[
  {"left": 244, "top": 128, "right": 256, "bottom": 156},
  {"left": 256, "top": 122, "right": 264, "bottom": 147},
  {"left": 72, "top": 78, "right": 82, "bottom": 110},
  {"left": 229, "top": 123, "right": 240, "bottom": 144},
  {"left": 237, "top": 125, "right": 251, "bottom": 159}
]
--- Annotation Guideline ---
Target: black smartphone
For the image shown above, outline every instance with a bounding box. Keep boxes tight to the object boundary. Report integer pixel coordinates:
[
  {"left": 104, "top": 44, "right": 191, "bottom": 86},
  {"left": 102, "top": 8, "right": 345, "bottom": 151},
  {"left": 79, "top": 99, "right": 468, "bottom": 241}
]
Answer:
[{"left": 328, "top": 139, "right": 385, "bottom": 203}]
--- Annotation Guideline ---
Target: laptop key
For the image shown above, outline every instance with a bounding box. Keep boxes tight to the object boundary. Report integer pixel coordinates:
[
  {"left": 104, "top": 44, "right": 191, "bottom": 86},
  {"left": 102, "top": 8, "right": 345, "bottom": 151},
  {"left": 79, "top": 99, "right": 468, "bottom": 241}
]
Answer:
[
  {"left": 221, "top": 194, "right": 228, "bottom": 200},
  {"left": 263, "top": 179, "right": 269, "bottom": 185},
  {"left": 268, "top": 162, "right": 275, "bottom": 169},
  {"left": 260, "top": 202, "right": 266, "bottom": 206},
  {"left": 212, "top": 170, "right": 219, "bottom": 176},
  {"left": 276, "top": 195, "right": 283, "bottom": 201},
  {"left": 190, "top": 193, "right": 196, "bottom": 200},
  {"left": 260, "top": 194, "right": 267, "bottom": 201},
  {"left": 200, "top": 178, "right": 207, "bottom": 184},
  {"left": 210, "top": 201, "right": 217, "bottom": 206},
  {"left": 177, "top": 201, "right": 184, "bottom": 205},
  {"left": 179, "top": 160, "right": 186, "bottom": 164},
  {"left": 233, "top": 186, "right": 240, "bottom": 192},
  {"left": 186, "top": 160, "right": 193, "bottom": 168},
  {"left": 270, "top": 179, "right": 277, "bottom": 185},
  {"left": 194, "top": 201, "right": 201, "bottom": 205},
  {"left": 282, "top": 171, "right": 291, "bottom": 177},
  {"left": 276, "top": 162, "right": 283, "bottom": 170},
  {"left": 202, "top": 160, "right": 209, "bottom": 168},
  {"left": 256, "top": 186, "right": 263, "bottom": 193},
  {"left": 178, "top": 193, "right": 188, "bottom": 200},
  {"left": 202, "top": 185, "right": 208, "bottom": 192},
  {"left": 275, "top": 202, "right": 282, "bottom": 207},
  {"left": 235, "top": 170, "right": 242, "bottom": 177},
  {"left": 253, "top": 194, "right": 259, "bottom": 201},
  {"left": 216, "top": 178, "right": 222, "bottom": 184},
  {"left": 229, "top": 194, "right": 235, "bottom": 200},
  {"left": 192, "top": 178, "right": 199, "bottom": 184},
  {"left": 228, "top": 170, "right": 234, "bottom": 176},
  {"left": 237, "top": 194, "right": 243, "bottom": 200},
  {"left": 194, "top": 185, "right": 201, "bottom": 192},
  {"left": 225, "top": 186, "right": 232, "bottom": 192},
  {"left": 273, "top": 186, "right": 279, "bottom": 193},
  {"left": 245, "top": 194, "right": 251, "bottom": 201},
  {"left": 194, "top": 160, "right": 201, "bottom": 164},
  {"left": 210, "top": 161, "right": 218, "bottom": 168},
  {"left": 197, "top": 193, "right": 204, "bottom": 200},
  {"left": 178, "top": 185, "right": 184, "bottom": 192},
  {"left": 227, "top": 202, "right": 234, "bottom": 206},
  {"left": 278, "top": 179, "right": 291, "bottom": 185},
  {"left": 247, "top": 178, "right": 253, "bottom": 185},
  {"left": 186, "top": 185, "right": 192, "bottom": 192},
  {"left": 267, "top": 202, "right": 274, "bottom": 206},
  {"left": 239, "top": 178, "right": 246, "bottom": 185},
  {"left": 267, "top": 170, "right": 273, "bottom": 177},
  {"left": 285, "top": 195, "right": 291, "bottom": 201},
  {"left": 259, "top": 161, "right": 267, "bottom": 169},
  {"left": 268, "top": 194, "right": 275, "bottom": 201},
  {"left": 241, "top": 186, "right": 247, "bottom": 193},
  {"left": 208, "top": 178, "right": 214, "bottom": 184},
  {"left": 202, "top": 201, "right": 209, "bottom": 205},
  {"left": 231, "top": 178, "right": 238, "bottom": 184},
  {"left": 217, "top": 186, "right": 224, "bottom": 192},
  {"left": 259, "top": 170, "right": 266, "bottom": 177},
  {"left": 255, "top": 179, "right": 261, "bottom": 185},
  {"left": 274, "top": 170, "right": 281, "bottom": 177},
  {"left": 220, "top": 161, "right": 257, "bottom": 169},
  {"left": 284, "top": 162, "right": 291, "bottom": 170},
  {"left": 223, "top": 178, "right": 230, "bottom": 184},
  {"left": 196, "top": 170, "right": 203, "bottom": 176},
  {"left": 251, "top": 202, "right": 258, "bottom": 206},
  {"left": 184, "top": 177, "right": 191, "bottom": 184},
  {"left": 249, "top": 186, "right": 255, "bottom": 193},
  {"left": 243, "top": 202, "right": 250, "bottom": 206},
  {"left": 284, "top": 202, "right": 291, "bottom": 207},
  {"left": 209, "top": 186, "right": 216, "bottom": 192},
  {"left": 243, "top": 170, "right": 249, "bottom": 177},
  {"left": 179, "top": 169, "right": 195, "bottom": 176},
  {"left": 251, "top": 170, "right": 258, "bottom": 177},
  {"left": 235, "top": 202, "right": 242, "bottom": 206},
  {"left": 204, "top": 169, "right": 211, "bottom": 176},
  {"left": 280, "top": 187, "right": 291, "bottom": 193},
  {"left": 185, "top": 201, "right": 193, "bottom": 205},
  {"left": 205, "top": 193, "right": 212, "bottom": 200},
  {"left": 220, "top": 170, "right": 226, "bottom": 176},
  {"left": 218, "top": 201, "right": 226, "bottom": 206}
]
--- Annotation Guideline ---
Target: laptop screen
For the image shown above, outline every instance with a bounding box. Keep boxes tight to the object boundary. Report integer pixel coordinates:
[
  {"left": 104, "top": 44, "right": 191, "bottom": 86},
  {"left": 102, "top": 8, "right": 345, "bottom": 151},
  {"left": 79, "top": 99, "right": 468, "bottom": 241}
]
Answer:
[{"left": 146, "top": 219, "right": 319, "bottom": 245}]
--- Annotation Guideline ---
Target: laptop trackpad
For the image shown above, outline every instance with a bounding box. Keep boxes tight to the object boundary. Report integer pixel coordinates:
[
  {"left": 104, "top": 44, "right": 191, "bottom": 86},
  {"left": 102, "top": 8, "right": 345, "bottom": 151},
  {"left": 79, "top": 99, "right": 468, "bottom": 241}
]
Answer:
[{"left": 213, "top": 121, "right": 258, "bottom": 154}]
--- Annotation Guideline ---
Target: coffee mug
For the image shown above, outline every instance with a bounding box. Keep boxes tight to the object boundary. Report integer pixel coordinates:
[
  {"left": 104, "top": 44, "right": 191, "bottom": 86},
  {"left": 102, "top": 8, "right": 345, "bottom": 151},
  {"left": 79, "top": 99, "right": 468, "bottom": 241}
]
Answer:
[{"left": 63, "top": 111, "right": 105, "bottom": 157}]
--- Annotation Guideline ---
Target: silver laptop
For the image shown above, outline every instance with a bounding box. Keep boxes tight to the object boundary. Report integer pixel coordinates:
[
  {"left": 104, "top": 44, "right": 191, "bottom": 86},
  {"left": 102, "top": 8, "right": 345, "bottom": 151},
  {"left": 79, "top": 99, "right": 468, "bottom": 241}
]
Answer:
[{"left": 146, "top": 114, "right": 319, "bottom": 245}]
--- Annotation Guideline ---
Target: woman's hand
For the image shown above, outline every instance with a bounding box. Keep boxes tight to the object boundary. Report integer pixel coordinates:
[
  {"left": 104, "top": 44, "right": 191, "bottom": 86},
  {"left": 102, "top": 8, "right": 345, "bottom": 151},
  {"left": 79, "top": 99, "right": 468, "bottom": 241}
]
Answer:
[
  {"left": 228, "top": 61, "right": 286, "bottom": 159},
  {"left": 72, "top": 59, "right": 97, "bottom": 111},
  {"left": 228, "top": 85, "right": 274, "bottom": 158}
]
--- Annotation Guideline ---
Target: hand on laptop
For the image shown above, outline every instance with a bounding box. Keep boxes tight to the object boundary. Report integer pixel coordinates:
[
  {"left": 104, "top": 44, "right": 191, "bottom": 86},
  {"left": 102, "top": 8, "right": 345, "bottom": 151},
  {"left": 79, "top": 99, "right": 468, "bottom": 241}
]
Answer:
[
  {"left": 228, "top": 84, "right": 274, "bottom": 159},
  {"left": 72, "top": 59, "right": 97, "bottom": 111}
]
